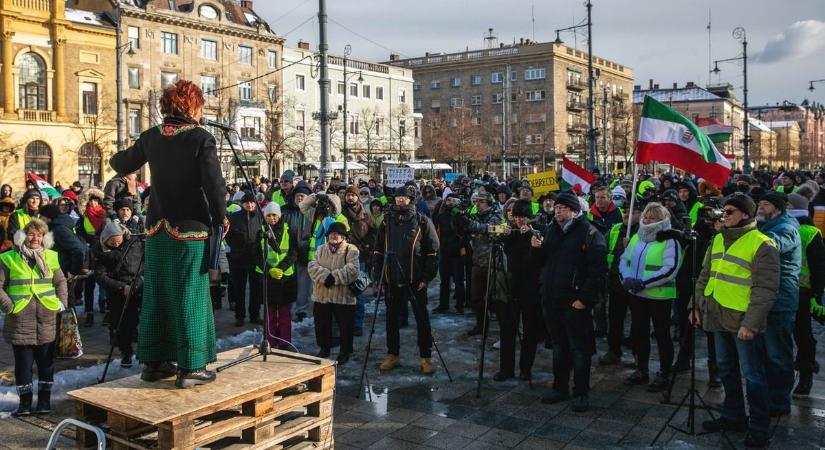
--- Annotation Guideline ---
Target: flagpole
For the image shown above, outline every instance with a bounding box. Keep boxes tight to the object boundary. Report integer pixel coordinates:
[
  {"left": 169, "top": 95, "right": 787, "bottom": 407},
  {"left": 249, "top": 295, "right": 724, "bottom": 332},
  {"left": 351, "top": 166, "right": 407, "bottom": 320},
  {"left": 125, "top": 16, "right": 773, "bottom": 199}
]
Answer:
[{"left": 625, "top": 161, "right": 640, "bottom": 242}]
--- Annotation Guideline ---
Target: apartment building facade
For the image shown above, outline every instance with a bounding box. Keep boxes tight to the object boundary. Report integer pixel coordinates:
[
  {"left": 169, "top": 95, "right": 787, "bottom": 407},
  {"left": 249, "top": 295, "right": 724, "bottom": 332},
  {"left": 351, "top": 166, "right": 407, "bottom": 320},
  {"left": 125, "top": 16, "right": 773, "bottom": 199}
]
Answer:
[{"left": 751, "top": 100, "right": 825, "bottom": 169}]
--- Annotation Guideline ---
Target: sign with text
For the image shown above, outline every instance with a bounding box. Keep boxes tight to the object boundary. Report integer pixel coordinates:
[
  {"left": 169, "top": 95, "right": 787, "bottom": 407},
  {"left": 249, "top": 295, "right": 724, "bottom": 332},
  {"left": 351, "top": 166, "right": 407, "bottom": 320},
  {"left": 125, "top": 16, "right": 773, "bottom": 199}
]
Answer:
[
  {"left": 526, "top": 170, "right": 560, "bottom": 197},
  {"left": 386, "top": 167, "right": 415, "bottom": 188},
  {"left": 445, "top": 172, "right": 464, "bottom": 183}
]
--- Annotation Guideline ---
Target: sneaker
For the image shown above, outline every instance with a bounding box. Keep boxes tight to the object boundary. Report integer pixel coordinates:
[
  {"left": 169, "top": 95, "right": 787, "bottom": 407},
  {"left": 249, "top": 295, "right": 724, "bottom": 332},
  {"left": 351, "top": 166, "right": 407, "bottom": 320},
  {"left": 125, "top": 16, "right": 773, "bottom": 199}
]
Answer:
[
  {"left": 379, "top": 354, "right": 400, "bottom": 371},
  {"left": 743, "top": 433, "right": 770, "bottom": 448},
  {"left": 598, "top": 351, "right": 621, "bottom": 366},
  {"left": 624, "top": 370, "right": 649, "bottom": 386},
  {"left": 701, "top": 417, "right": 748, "bottom": 432},
  {"left": 493, "top": 372, "right": 513, "bottom": 382},
  {"left": 793, "top": 371, "right": 813, "bottom": 397},
  {"left": 647, "top": 372, "right": 670, "bottom": 392},
  {"left": 708, "top": 364, "right": 721, "bottom": 388},
  {"left": 420, "top": 358, "right": 434, "bottom": 375},
  {"left": 492, "top": 340, "right": 501, "bottom": 350},
  {"left": 519, "top": 371, "right": 532, "bottom": 381},
  {"left": 120, "top": 354, "right": 133, "bottom": 369},
  {"left": 540, "top": 389, "right": 570, "bottom": 405},
  {"left": 336, "top": 353, "right": 350, "bottom": 365},
  {"left": 571, "top": 394, "right": 589, "bottom": 412}
]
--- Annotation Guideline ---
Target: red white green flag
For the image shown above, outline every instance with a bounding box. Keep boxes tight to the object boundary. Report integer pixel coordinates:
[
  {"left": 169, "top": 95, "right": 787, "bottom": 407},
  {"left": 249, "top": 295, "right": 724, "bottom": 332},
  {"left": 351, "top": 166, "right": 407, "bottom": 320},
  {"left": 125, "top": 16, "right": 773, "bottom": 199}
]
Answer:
[
  {"left": 561, "top": 157, "right": 597, "bottom": 193},
  {"left": 695, "top": 117, "right": 734, "bottom": 143},
  {"left": 26, "top": 171, "right": 60, "bottom": 198},
  {"left": 637, "top": 96, "right": 731, "bottom": 187}
]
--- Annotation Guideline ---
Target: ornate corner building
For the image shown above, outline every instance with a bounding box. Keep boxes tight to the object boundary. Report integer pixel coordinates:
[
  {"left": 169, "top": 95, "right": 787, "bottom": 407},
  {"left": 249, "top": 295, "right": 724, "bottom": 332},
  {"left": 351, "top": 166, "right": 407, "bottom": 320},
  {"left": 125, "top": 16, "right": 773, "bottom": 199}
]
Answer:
[{"left": 0, "top": 0, "right": 116, "bottom": 192}]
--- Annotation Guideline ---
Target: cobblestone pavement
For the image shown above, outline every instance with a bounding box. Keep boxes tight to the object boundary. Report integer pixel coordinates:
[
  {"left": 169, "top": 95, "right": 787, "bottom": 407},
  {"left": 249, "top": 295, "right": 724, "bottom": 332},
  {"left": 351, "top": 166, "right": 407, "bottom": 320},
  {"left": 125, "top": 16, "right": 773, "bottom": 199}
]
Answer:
[{"left": 1, "top": 288, "right": 824, "bottom": 449}]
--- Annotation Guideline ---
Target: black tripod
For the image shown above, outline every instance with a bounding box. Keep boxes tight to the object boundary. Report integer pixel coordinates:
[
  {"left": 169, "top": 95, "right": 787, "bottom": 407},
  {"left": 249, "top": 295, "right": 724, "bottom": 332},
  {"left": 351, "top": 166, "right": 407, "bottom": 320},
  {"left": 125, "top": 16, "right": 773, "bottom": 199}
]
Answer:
[
  {"left": 652, "top": 226, "right": 734, "bottom": 449},
  {"left": 357, "top": 250, "right": 453, "bottom": 399},
  {"left": 216, "top": 127, "right": 320, "bottom": 372},
  {"left": 475, "top": 238, "right": 519, "bottom": 398}
]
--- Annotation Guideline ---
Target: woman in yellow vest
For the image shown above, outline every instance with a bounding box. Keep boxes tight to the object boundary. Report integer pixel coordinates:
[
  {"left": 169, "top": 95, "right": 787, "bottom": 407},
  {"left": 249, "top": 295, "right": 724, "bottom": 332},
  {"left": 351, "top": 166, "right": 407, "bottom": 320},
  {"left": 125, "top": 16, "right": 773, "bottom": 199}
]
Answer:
[
  {"left": 0, "top": 218, "right": 68, "bottom": 416},
  {"left": 619, "top": 202, "right": 682, "bottom": 392},
  {"left": 258, "top": 202, "right": 298, "bottom": 350}
]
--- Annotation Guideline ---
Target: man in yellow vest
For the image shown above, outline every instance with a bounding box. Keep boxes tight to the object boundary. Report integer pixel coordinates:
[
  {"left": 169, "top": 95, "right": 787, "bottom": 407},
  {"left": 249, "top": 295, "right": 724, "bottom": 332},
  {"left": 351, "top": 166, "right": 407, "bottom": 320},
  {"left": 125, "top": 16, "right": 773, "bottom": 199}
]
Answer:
[
  {"left": 7, "top": 189, "right": 42, "bottom": 241},
  {"left": 691, "top": 193, "right": 780, "bottom": 449},
  {"left": 269, "top": 170, "right": 295, "bottom": 207},
  {"left": 786, "top": 193, "right": 825, "bottom": 397}
]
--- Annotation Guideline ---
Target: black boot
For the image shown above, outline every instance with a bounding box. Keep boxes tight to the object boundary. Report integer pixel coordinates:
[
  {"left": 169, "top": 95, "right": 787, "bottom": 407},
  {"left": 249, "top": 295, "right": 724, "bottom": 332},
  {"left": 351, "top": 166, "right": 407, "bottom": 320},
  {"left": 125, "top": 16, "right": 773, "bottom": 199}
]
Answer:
[
  {"left": 793, "top": 370, "right": 813, "bottom": 397},
  {"left": 175, "top": 368, "right": 216, "bottom": 389},
  {"left": 35, "top": 381, "right": 53, "bottom": 415},
  {"left": 84, "top": 312, "right": 94, "bottom": 328},
  {"left": 13, "top": 384, "right": 33, "bottom": 417},
  {"left": 708, "top": 363, "right": 721, "bottom": 388},
  {"left": 141, "top": 362, "right": 178, "bottom": 382}
]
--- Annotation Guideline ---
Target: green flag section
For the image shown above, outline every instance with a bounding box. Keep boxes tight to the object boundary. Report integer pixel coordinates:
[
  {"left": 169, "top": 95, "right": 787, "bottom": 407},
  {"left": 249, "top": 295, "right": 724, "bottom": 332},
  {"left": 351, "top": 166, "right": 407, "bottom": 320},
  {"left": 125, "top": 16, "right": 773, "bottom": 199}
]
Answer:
[
  {"left": 26, "top": 171, "right": 60, "bottom": 198},
  {"left": 637, "top": 96, "right": 731, "bottom": 187},
  {"left": 696, "top": 117, "right": 734, "bottom": 143}
]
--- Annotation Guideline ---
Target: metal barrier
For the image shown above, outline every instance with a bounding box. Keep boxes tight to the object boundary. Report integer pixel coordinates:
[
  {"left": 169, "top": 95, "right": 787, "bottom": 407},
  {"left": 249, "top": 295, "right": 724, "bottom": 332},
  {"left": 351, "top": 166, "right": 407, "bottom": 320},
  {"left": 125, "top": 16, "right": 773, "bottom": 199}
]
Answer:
[{"left": 46, "top": 418, "right": 105, "bottom": 450}]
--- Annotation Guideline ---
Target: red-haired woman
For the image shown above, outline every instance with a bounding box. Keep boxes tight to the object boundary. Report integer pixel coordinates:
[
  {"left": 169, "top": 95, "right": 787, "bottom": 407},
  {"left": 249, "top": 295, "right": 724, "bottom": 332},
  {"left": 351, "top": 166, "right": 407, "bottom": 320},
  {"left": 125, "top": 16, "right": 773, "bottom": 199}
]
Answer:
[{"left": 110, "top": 80, "right": 226, "bottom": 388}]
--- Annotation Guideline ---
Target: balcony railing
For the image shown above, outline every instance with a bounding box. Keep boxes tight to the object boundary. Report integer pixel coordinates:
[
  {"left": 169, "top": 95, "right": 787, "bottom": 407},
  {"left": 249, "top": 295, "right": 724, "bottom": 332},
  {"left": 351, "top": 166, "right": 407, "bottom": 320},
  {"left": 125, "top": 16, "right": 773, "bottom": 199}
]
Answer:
[
  {"left": 236, "top": 99, "right": 266, "bottom": 109},
  {"left": 82, "top": 115, "right": 98, "bottom": 126},
  {"left": 567, "top": 121, "right": 587, "bottom": 132},
  {"left": 18, "top": 109, "right": 56, "bottom": 122},
  {"left": 567, "top": 101, "right": 585, "bottom": 111},
  {"left": 566, "top": 79, "right": 587, "bottom": 91},
  {"left": 566, "top": 142, "right": 586, "bottom": 152}
]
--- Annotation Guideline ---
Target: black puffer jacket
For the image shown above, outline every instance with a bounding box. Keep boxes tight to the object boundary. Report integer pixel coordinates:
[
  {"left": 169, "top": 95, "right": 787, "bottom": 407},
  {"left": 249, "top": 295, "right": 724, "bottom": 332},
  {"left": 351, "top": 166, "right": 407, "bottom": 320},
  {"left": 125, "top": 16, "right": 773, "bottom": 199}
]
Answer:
[
  {"left": 48, "top": 213, "right": 85, "bottom": 276},
  {"left": 502, "top": 228, "right": 540, "bottom": 301},
  {"left": 532, "top": 214, "right": 606, "bottom": 308},
  {"left": 92, "top": 235, "right": 144, "bottom": 296},
  {"left": 373, "top": 206, "right": 439, "bottom": 287},
  {"left": 227, "top": 208, "right": 264, "bottom": 265},
  {"left": 433, "top": 207, "right": 466, "bottom": 258}
]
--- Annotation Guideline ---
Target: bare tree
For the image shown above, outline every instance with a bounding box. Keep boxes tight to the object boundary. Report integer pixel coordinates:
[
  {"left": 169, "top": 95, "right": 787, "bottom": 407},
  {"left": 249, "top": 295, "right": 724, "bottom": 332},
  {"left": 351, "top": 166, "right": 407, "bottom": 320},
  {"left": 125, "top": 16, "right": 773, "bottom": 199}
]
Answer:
[
  {"left": 70, "top": 88, "right": 117, "bottom": 187},
  {"left": 263, "top": 94, "right": 300, "bottom": 179},
  {"left": 359, "top": 107, "right": 384, "bottom": 178}
]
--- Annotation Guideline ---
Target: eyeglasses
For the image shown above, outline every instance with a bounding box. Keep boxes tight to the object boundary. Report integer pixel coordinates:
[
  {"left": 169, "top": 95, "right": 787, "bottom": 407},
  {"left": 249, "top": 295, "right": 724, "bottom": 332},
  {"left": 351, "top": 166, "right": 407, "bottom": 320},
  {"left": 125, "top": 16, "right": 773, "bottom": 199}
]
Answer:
[{"left": 722, "top": 208, "right": 739, "bottom": 216}]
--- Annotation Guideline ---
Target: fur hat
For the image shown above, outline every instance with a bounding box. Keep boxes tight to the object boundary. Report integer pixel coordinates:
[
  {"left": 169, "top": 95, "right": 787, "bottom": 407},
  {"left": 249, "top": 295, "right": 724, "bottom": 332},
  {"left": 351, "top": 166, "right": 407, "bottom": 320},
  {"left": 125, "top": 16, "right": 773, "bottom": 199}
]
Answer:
[
  {"left": 795, "top": 180, "right": 820, "bottom": 202},
  {"left": 326, "top": 221, "right": 348, "bottom": 237},
  {"left": 263, "top": 202, "right": 281, "bottom": 217},
  {"left": 511, "top": 199, "right": 533, "bottom": 218}
]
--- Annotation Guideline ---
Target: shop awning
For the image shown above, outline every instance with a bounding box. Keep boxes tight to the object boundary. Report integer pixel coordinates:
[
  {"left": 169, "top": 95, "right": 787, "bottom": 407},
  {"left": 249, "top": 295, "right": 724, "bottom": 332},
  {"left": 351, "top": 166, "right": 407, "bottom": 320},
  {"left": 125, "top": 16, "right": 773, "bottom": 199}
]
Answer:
[{"left": 305, "top": 161, "right": 368, "bottom": 170}]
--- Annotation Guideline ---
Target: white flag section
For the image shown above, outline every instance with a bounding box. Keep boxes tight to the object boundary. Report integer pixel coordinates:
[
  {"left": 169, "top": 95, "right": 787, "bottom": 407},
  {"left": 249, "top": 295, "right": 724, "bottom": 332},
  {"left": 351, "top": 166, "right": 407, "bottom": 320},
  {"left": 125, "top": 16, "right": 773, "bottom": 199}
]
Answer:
[{"left": 386, "top": 168, "right": 415, "bottom": 188}]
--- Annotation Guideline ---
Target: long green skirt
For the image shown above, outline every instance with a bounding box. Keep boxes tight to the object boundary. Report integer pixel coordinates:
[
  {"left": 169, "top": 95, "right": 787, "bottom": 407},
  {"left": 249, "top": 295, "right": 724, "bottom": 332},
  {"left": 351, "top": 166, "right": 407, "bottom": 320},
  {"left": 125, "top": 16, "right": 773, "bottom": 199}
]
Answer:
[{"left": 136, "top": 226, "right": 216, "bottom": 370}]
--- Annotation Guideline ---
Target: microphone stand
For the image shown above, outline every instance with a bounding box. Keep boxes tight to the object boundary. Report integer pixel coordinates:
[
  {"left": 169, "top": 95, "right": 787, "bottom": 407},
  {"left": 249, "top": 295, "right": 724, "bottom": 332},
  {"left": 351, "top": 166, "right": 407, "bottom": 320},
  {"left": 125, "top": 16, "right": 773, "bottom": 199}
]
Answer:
[{"left": 215, "top": 127, "right": 321, "bottom": 372}]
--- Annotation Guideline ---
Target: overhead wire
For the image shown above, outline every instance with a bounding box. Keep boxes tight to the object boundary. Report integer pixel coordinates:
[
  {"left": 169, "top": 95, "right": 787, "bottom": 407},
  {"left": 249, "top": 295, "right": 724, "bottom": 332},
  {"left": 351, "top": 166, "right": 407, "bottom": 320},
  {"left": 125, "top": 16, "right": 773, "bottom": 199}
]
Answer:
[{"left": 328, "top": 18, "right": 408, "bottom": 59}]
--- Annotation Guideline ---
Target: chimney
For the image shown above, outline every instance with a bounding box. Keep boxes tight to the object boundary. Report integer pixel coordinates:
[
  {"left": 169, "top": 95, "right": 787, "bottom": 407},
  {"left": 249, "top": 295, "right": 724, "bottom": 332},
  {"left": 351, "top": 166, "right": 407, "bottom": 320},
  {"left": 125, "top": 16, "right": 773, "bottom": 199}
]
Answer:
[
  {"left": 425, "top": 52, "right": 430, "bottom": 57},
  {"left": 672, "top": 82, "right": 677, "bottom": 89},
  {"left": 389, "top": 54, "right": 400, "bottom": 61},
  {"left": 649, "top": 79, "right": 654, "bottom": 90},
  {"left": 520, "top": 38, "right": 524, "bottom": 45},
  {"left": 686, "top": 81, "right": 695, "bottom": 88},
  {"left": 297, "top": 40, "right": 310, "bottom": 50},
  {"left": 654, "top": 84, "right": 659, "bottom": 89},
  {"left": 634, "top": 84, "right": 641, "bottom": 91},
  {"left": 241, "top": 0, "right": 253, "bottom": 9}
]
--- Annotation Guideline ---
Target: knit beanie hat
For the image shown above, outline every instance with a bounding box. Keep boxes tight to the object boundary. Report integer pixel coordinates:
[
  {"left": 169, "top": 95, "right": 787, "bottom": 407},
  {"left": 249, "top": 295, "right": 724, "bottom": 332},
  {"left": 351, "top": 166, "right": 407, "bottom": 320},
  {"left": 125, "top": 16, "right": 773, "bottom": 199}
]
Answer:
[
  {"left": 611, "top": 185, "right": 627, "bottom": 199},
  {"left": 760, "top": 191, "right": 787, "bottom": 212},
  {"left": 555, "top": 192, "right": 582, "bottom": 212},
  {"left": 263, "top": 202, "right": 281, "bottom": 217},
  {"left": 326, "top": 221, "right": 348, "bottom": 237},
  {"left": 292, "top": 180, "right": 312, "bottom": 196},
  {"left": 100, "top": 221, "right": 125, "bottom": 246},
  {"left": 39, "top": 203, "right": 60, "bottom": 220},
  {"left": 723, "top": 193, "right": 757, "bottom": 218},
  {"left": 787, "top": 193, "right": 809, "bottom": 211},
  {"left": 512, "top": 199, "right": 533, "bottom": 218}
]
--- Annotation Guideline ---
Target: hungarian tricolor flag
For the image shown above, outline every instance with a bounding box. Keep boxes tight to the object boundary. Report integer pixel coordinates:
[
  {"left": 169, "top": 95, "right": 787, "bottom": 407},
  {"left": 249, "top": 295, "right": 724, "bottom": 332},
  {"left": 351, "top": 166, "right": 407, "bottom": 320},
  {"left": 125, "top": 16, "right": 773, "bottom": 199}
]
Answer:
[
  {"left": 637, "top": 96, "right": 731, "bottom": 187},
  {"left": 561, "top": 157, "right": 597, "bottom": 194},
  {"left": 695, "top": 117, "right": 734, "bottom": 143},
  {"left": 26, "top": 171, "right": 60, "bottom": 198}
]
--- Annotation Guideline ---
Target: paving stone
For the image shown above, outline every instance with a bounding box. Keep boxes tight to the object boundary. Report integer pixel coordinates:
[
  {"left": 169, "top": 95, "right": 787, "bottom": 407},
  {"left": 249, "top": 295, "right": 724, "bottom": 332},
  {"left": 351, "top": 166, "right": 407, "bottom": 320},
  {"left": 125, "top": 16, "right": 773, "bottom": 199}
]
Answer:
[
  {"left": 391, "top": 424, "right": 440, "bottom": 443},
  {"left": 477, "top": 427, "right": 528, "bottom": 447}
]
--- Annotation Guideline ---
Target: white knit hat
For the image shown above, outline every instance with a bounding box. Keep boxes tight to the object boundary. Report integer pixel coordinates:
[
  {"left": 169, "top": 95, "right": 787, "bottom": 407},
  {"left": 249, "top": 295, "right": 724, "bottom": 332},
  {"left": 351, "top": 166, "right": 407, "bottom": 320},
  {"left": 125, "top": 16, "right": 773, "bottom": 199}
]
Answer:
[{"left": 263, "top": 202, "right": 281, "bottom": 217}]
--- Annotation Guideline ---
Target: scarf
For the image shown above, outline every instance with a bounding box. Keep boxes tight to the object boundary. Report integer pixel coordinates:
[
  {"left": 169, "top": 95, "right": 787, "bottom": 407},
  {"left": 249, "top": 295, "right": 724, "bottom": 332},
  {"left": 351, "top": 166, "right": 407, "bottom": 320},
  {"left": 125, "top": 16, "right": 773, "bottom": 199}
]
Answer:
[
  {"left": 328, "top": 242, "right": 342, "bottom": 254},
  {"left": 637, "top": 219, "right": 671, "bottom": 243},
  {"left": 19, "top": 244, "right": 49, "bottom": 278},
  {"left": 85, "top": 204, "right": 106, "bottom": 233}
]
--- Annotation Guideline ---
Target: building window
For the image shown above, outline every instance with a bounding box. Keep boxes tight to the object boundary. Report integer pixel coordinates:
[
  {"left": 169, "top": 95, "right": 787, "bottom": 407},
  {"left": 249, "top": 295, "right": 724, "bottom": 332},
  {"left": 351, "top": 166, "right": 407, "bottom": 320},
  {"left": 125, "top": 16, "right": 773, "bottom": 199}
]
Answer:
[
  {"left": 268, "top": 49, "right": 277, "bottom": 68},
  {"left": 450, "top": 77, "right": 461, "bottom": 88},
  {"left": 24, "top": 141, "right": 51, "bottom": 182},
  {"left": 471, "top": 116, "right": 481, "bottom": 125},
  {"left": 491, "top": 72, "right": 503, "bottom": 84},
  {"left": 78, "top": 143, "right": 102, "bottom": 187},
  {"left": 399, "top": 89, "right": 406, "bottom": 103},
  {"left": 450, "top": 96, "right": 462, "bottom": 108},
  {"left": 526, "top": 90, "right": 546, "bottom": 101},
  {"left": 525, "top": 68, "right": 546, "bottom": 80},
  {"left": 337, "top": 81, "right": 345, "bottom": 95},
  {"left": 81, "top": 82, "right": 98, "bottom": 115},
  {"left": 413, "top": 83, "right": 421, "bottom": 91},
  {"left": 18, "top": 52, "right": 46, "bottom": 110},
  {"left": 238, "top": 45, "right": 252, "bottom": 65},
  {"left": 471, "top": 75, "right": 481, "bottom": 85},
  {"left": 492, "top": 93, "right": 503, "bottom": 104},
  {"left": 430, "top": 99, "right": 441, "bottom": 112},
  {"left": 241, "top": 116, "right": 261, "bottom": 140},
  {"left": 128, "top": 109, "right": 141, "bottom": 137},
  {"left": 268, "top": 84, "right": 277, "bottom": 102},
  {"left": 376, "top": 86, "right": 384, "bottom": 100},
  {"left": 510, "top": 71, "right": 517, "bottom": 81},
  {"left": 349, "top": 83, "right": 358, "bottom": 97},
  {"left": 295, "top": 109, "right": 306, "bottom": 131},
  {"left": 296, "top": 74, "right": 306, "bottom": 91},
  {"left": 201, "top": 39, "right": 217, "bottom": 60},
  {"left": 160, "top": 32, "right": 178, "bottom": 54},
  {"left": 414, "top": 99, "right": 422, "bottom": 110},
  {"left": 127, "top": 67, "right": 140, "bottom": 89},
  {"left": 376, "top": 117, "right": 383, "bottom": 135},
  {"left": 362, "top": 84, "right": 370, "bottom": 98},
  {"left": 127, "top": 26, "right": 140, "bottom": 49},
  {"left": 239, "top": 81, "right": 252, "bottom": 101},
  {"left": 430, "top": 79, "right": 441, "bottom": 89},
  {"left": 201, "top": 76, "right": 217, "bottom": 96},
  {"left": 160, "top": 71, "right": 177, "bottom": 88},
  {"left": 470, "top": 95, "right": 481, "bottom": 106},
  {"left": 349, "top": 115, "right": 359, "bottom": 134}
]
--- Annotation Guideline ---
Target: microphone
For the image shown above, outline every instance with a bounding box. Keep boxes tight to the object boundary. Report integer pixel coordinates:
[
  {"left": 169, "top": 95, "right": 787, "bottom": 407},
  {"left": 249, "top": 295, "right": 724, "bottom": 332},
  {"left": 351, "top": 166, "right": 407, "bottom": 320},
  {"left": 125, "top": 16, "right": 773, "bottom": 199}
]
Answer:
[{"left": 199, "top": 117, "right": 234, "bottom": 132}]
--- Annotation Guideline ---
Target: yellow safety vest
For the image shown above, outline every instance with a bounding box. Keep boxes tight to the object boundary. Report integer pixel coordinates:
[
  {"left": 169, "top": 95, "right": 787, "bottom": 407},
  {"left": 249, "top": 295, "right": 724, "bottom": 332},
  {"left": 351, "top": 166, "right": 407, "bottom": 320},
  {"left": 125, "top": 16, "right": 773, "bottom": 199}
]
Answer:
[
  {"left": 607, "top": 223, "right": 622, "bottom": 268},
  {"left": 308, "top": 214, "right": 349, "bottom": 261},
  {"left": 704, "top": 229, "right": 775, "bottom": 312},
  {"left": 82, "top": 216, "right": 96, "bottom": 235},
  {"left": 624, "top": 235, "right": 676, "bottom": 300},
  {"left": 0, "top": 249, "right": 61, "bottom": 314},
  {"left": 799, "top": 224, "right": 820, "bottom": 289},
  {"left": 256, "top": 222, "right": 295, "bottom": 277},
  {"left": 226, "top": 204, "right": 241, "bottom": 214},
  {"left": 14, "top": 209, "right": 33, "bottom": 231},
  {"left": 688, "top": 202, "right": 703, "bottom": 227},
  {"left": 271, "top": 190, "right": 287, "bottom": 207}
]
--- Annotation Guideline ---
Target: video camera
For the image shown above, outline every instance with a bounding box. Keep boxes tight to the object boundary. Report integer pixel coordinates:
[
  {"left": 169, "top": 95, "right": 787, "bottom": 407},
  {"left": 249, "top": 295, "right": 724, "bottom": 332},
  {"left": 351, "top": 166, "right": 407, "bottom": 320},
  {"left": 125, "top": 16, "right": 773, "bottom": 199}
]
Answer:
[{"left": 697, "top": 197, "right": 723, "bottom": 223}]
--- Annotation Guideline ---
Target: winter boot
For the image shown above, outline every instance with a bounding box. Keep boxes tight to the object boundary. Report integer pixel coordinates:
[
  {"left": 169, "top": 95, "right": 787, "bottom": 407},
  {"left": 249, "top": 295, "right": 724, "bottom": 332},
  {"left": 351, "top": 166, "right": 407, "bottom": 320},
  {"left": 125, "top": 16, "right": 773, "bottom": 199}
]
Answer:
[
  {"left": 13, "top": 384, "right": 33, "bottom": 417},
  {"left": 141, "top": 362, "right": 178, "bottom": 382},
  {"left": 175, "top": 368, "right": 216, "bottom": 389},
  {"left": 793, "top": 370, "right": 813, "bottom": 398},
  {"left": 708, "top": 363, "right": 721, "bottom": 388},
  {"left": 84, "top": 312, "right": 94, "bottom": 328},
  {"left": 420, "top": 358, "right": 434, "bottom": 375},
  {"left": 379, "top": 354, "right": 400, "bottom": 371},
  {"left": 35, "top": 381, "right": 53, "bottom": 415}
]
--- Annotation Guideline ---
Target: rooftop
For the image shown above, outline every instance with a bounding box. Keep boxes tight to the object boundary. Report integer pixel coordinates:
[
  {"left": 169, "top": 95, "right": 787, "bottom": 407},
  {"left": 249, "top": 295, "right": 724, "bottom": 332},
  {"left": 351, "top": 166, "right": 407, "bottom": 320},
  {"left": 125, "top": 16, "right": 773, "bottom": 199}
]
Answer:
[
  {"left": 633, "top": 86, "right": 725, "bottom": 104},
  {"left": 765, "top": 120, "right": 798, "bottom": 129},
  {"left": 65, "top": 8, "right": 110, "bottom": 27},
  {"left": 749, "top": 118, "right": 774, "bottom": 133},
  {"left": 120, "top": 0, "right": 274, "bottom": 33}
]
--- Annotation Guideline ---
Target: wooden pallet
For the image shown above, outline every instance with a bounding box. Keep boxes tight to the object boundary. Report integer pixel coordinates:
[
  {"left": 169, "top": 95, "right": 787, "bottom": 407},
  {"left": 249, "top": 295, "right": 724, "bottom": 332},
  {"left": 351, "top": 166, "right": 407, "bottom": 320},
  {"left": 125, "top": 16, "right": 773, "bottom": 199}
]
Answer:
[{"left": 68, "top": 347, "right": 336, "bottom": 450}]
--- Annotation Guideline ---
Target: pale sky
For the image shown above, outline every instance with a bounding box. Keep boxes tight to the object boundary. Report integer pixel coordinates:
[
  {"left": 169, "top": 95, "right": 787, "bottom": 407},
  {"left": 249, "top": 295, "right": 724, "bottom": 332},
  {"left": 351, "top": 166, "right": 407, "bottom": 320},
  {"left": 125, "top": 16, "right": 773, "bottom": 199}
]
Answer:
[{"left": 255, "top": 0, "right": 825, "bottom": 107}]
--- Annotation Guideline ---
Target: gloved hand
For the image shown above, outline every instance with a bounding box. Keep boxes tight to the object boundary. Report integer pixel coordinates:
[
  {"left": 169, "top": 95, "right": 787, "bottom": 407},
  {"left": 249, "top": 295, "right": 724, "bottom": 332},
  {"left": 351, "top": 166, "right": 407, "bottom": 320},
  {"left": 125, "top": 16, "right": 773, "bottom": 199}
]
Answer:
[
  {"left": 324, "top": 273, "right": 335, "bottom": 288},
  {"left": 811, "top": 297, "right": 825, "bottom": 324},
  {"left": 269, "top": 267, "right": 284, "bottom": 280},
  {"left": 621, "top": 278, "right": 645, "bottom": 293}
]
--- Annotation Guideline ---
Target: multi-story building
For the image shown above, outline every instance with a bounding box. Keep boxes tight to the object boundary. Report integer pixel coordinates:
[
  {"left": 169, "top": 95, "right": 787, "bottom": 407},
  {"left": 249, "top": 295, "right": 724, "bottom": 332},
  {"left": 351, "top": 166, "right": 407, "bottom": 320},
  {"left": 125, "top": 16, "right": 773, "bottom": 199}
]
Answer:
[
  {"left": 0, "top": 0, "right": 116, "bottom": 191},
  {"left": 764, "top": 120, "right": 801, "bottom": 170},
  {"left": 386, "top": 37, "right": 634, "bottom": 175},
  {"left": 76, "top": 0, "right": 284, "bottom": 180},
  {"left": 750, "top": 100, "right": 825, "bottom": 169},
  {"left": 281, "top": 41, "right": 418, "bottom": 179},
  {"left": 749, "top": 118, "right": 778, "bottom": 170},
  {"left": 632, "top": 81, "right": 746, "bottom": 169}
]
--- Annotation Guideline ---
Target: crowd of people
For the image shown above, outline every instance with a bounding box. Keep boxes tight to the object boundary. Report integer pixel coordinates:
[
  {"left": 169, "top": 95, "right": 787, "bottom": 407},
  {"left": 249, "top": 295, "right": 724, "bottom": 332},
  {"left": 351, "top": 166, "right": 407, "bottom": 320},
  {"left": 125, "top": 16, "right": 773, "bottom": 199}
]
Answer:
[{"left": 1, "top": 81, "right": 823, "bottom": 449}]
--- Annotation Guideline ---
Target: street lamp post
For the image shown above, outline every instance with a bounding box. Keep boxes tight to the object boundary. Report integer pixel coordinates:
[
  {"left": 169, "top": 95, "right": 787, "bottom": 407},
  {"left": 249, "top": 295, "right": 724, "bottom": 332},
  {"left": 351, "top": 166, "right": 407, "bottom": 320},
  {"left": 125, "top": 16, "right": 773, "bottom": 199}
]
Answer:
[
  {"left": 809, "top": 79, "right": 825, "bottom": 91},
  {"left": 554, "top": 0, "right": 596, "bottom": 172},
  {"left": 114, "top": 9, "right": 135, "bottom": 153},
  {"left": 713, "top": 27, "right": 750, "bottom": 174},
  {"left": 341, "top": 44, "right": 363, "bottom": 185},
  {"left": 317, "top": 0, "right": 332, "bottom": 182}
]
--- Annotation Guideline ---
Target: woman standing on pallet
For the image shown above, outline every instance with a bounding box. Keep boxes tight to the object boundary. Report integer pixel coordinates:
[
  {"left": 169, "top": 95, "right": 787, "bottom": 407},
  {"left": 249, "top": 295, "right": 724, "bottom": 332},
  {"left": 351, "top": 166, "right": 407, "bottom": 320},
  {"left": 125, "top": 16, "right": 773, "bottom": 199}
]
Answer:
[{"left": 110, "top": 80, "right": 226, "bottom": 388}]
